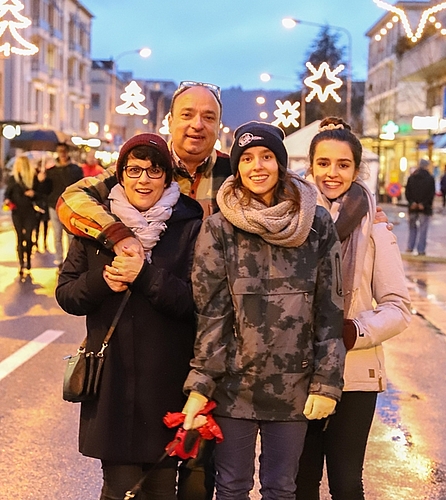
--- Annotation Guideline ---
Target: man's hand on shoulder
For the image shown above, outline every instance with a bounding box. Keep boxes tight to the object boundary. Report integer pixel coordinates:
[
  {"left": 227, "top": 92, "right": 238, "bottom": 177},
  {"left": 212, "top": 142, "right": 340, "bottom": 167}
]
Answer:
[{"left": 113, "top": 237, "right": 144, "bottom": 258}]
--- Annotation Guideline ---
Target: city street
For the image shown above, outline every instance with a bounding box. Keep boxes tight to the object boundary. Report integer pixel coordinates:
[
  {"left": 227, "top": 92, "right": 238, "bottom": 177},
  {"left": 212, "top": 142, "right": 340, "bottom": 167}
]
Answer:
[{"left": 1, "top": 201, "right": 446, "bottom": 499}]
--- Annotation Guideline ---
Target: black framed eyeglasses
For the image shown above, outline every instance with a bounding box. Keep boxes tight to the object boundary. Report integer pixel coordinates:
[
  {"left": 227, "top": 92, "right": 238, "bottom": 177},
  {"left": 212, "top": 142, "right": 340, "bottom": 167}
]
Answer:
[{"left": 123, "top": 165, "right": 165, "bottom": 179}]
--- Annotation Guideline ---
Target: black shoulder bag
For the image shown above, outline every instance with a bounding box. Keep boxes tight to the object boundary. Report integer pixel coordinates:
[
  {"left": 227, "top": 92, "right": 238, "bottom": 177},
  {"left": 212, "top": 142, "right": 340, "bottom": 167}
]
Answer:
[{"left": 62, "top": 289, "right": 131, "bottom": 403}]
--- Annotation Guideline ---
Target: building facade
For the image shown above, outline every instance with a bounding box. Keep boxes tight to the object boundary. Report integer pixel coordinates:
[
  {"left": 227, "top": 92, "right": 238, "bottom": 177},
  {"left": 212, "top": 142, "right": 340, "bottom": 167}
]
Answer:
[
  {"left": 363, "top": 0, "right": 446, "bottom": 194},
  {"left": 0, "top": 0, "right": 93, "bottom": 167},
  {"left": 7, "top": 0, "right": 92, "bottom": 133}
]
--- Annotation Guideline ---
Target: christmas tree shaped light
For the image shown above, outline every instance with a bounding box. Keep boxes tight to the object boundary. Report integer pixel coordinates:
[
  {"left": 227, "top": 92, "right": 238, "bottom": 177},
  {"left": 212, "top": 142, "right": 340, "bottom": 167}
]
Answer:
[
  {"left": 0, "top": 0, "right": 38, "bottom": 56},
  {"left": 115, "top": 81, "right": 149, "bottom": 116}
]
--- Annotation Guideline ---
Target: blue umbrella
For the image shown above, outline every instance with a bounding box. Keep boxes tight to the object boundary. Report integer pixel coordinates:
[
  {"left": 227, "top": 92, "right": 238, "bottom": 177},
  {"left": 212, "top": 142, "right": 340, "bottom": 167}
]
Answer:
[{"left": 10, "top": 129, "right": 74, "bottom": 151}]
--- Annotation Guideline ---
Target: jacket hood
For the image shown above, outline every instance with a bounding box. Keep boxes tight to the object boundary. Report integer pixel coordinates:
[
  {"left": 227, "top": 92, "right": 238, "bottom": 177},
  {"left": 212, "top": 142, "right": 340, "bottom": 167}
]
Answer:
[{"left": 170, "top": 193, "right": 203, "bottom": 223}]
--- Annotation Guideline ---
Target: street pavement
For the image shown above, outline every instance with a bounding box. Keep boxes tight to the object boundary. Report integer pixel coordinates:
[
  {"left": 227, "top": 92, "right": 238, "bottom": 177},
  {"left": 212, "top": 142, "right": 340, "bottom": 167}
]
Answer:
[{"left": 382, "top": 197, "right": 446, "bottom": 334}]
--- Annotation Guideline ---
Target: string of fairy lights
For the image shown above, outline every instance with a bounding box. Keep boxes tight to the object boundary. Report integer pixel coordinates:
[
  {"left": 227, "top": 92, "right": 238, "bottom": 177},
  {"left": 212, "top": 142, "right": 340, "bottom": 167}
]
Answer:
[{"left": 373, "top": 0, "right": 446, "bottom": 43}]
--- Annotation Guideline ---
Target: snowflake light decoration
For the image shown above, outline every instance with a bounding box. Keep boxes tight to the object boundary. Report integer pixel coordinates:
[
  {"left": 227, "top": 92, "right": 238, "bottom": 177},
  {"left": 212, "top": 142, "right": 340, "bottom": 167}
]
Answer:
[
  {"left": 271, "top": 100, "right": 301, "bottom": 128},
  {"left": 373, "top": 0, "right": 446, "bottom": 42},
  {"left": 304, "top": 62, "right": 345, "bottom": 103}
]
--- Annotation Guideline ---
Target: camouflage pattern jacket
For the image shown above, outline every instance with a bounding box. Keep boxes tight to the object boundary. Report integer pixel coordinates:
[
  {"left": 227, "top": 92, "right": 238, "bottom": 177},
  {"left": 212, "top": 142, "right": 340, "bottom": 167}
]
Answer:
[{"left": 184, "top": 206, "right": 345, "bottom": 421}]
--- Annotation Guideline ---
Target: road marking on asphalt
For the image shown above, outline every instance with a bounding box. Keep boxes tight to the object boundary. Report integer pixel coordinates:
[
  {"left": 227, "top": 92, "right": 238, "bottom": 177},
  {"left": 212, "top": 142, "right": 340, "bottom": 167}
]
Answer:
[{"left": 0, "top": 329, "right": 64, "bottom": 382}]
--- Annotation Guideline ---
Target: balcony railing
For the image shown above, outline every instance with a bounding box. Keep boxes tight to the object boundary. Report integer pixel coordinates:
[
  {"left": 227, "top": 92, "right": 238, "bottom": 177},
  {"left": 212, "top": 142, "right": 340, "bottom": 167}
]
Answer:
[{"left": 398, "top": 34, "right": 446, "bottom": 80}]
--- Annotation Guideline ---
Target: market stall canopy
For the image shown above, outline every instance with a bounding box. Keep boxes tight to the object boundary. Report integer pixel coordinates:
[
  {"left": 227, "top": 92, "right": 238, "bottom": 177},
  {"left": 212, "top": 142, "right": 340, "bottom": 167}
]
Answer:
[
  {"left": 10, "top": 129, "right": 74, "bottom": 151},
  {"left": 283, "top": 120, "right": 322, "bottom": 161}
]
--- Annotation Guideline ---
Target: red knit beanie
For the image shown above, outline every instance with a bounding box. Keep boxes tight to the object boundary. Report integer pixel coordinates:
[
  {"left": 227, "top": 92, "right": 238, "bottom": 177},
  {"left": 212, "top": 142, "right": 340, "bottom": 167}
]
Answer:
[{"left": 116, "top": 133, "right": 172, "bottom": 182}]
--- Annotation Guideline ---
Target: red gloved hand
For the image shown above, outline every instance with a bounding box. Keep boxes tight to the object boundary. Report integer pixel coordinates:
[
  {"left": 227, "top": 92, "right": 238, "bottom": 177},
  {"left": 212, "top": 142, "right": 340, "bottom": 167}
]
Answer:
[{"left": 163, "top": 401, "right": 223, "bottom": 459}]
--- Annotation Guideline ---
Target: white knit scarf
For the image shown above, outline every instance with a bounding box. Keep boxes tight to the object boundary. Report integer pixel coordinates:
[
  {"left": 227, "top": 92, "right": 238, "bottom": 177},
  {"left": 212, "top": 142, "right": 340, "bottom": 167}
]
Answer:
[
  {"left": 109, "top": 182, "right": 180, "bottom": 262},
  {"left": 216, "top": 175, "right": 317, "bottom": 248}
]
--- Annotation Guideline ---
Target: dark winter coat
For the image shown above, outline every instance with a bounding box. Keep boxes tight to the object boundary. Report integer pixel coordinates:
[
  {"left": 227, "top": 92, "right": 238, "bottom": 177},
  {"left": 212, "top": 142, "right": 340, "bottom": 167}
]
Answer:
[
  {"left": 4, "top": 174, "right": 50, "bottom": 217},
  {"left": 56, "top": 194, "right": 203, "bottom": 463},
  {"left": 405, "top": 167, "right": 436, "bottom": 216},
  {"left": 46, "top": 161, "right": 83, "bottom": 209},
  {"left": 440, "top": 174, "right": 446, "bottom": 195}
]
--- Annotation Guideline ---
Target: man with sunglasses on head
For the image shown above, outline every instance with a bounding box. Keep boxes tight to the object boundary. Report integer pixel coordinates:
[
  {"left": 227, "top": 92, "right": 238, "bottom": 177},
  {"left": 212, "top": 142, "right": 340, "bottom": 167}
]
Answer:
[
  {"left": 56, "top": 81, "right": 231, "bottom": 500},
  {"left": 57, "top": 81, "right": 230, "bottom": 254}
]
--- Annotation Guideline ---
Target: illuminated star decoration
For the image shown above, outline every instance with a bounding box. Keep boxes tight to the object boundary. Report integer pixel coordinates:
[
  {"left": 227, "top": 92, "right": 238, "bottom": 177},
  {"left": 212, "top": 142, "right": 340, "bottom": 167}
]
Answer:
[
  {"left": 115, "top": 81, "right": 149, "bottom": 116},
  {"left": 0, "top": 0, "right": 39, "bottom": 56},
  {"left": 304, "top": 62, "right": 345, "bottom": 103},
  {"left": 271, "top": 100, "right": 301, "bottom": 128},
  {"left": 373, "top": 0, "right": 446, "bottom": 42}
]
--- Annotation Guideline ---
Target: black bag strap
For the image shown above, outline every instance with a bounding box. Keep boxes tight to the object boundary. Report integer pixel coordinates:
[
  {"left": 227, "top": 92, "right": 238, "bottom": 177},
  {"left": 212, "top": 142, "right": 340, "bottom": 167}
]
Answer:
[{"left": 78, "top": 289, "right": 132, "bottom": 355}]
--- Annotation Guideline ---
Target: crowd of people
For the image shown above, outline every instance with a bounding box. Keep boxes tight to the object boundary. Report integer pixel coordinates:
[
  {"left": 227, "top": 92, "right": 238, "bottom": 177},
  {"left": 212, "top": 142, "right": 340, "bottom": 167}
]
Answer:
[{"left": 3, "top": 81, "right": 416, "bottom": 499}]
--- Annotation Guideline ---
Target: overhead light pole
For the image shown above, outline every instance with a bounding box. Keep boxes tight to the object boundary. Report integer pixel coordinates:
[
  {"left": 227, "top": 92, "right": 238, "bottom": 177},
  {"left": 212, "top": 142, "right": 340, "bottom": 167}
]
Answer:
[{"left": 282, "top": 17, "right": 353, "bottom": 124}]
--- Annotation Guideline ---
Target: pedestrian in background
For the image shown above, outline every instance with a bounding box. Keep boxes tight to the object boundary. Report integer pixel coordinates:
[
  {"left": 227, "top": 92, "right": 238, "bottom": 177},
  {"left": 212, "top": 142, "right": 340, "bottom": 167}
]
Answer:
[
  {"left": 44, "top": 142, "right": 83, "bottom": 271},
  {"left": 33, "top": 159, "right": 51, "bottom": 253},
  {"left": 182, "top": 121, "right": 345, "bottom": 500},
  {"left": 55, "top": 81, "right": 232, "bottom": 500},
  {"left": 405, "top": 158, "right": 436, "bottom": 256},
  {"left": 440, "top": 165, "right": 446, "bottom": 209},
  {"left": 295, "top": 117, "right": 411, "bottom": 500},
  {"left": 56, "top": 134, "right": 203, "bottom": 500},
  {"left": 3, "top": 156, "right": 48, "bottom": 277},
  {"left": 81, "top": 150, "right": 104, "bottom": 177}
]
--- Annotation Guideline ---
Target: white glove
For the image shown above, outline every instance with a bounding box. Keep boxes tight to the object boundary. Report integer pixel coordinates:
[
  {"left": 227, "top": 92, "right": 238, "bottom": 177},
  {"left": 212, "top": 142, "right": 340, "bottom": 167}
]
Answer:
[
  {"left": 182, "top": 391, "right": 208, "bottom": 430},
  {"left": 303, "top": 394, "right": 337, "bottom": 420}
]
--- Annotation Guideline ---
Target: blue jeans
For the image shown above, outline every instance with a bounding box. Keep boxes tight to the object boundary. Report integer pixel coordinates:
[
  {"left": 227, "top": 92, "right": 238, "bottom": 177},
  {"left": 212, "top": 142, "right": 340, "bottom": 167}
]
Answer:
[
  {"left": 214, "top": 417, "right": 307, "bottom": 500},
  {"left": 407, "top": 212, "right": 431, "bottom": 254}
]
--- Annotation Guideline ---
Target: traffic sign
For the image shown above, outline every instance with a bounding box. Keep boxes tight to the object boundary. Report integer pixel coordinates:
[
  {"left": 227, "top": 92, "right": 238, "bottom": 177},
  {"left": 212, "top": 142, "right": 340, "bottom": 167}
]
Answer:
[{"left": 386, "top": 182, "right": 402, "bottom": 197}]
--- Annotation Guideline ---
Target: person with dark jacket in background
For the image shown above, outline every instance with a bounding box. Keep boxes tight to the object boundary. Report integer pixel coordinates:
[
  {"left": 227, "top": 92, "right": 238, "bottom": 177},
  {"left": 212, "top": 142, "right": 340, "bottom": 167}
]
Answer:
[
  {"left": 440, "top": 165, "right": 446, "bottom": 209},
  {"left": 55, "top": 81, "right": 231, "bottom": 500},
  {"left": 45, "top": 142, "right": 83, "bottom": 270},
  {"left": 56, "top": 134, "right": 203, "bottom": 500},
  {"left": 3, "top": 156, "right": 49, "bottom": 277},
  {"left": 405, "top": 158, "right": 436, "bottom": 256}
]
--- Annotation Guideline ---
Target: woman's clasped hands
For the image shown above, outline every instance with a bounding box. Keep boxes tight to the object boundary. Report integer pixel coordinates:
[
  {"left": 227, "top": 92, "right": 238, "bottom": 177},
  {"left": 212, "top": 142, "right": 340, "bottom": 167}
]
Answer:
[{"left": 103, "top": 246, "right": 144, "bottom": 292}]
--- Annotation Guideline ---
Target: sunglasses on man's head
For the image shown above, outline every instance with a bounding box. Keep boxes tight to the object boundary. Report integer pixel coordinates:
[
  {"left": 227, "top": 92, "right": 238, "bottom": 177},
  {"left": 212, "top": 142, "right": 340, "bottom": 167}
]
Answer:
[
  {"left": 177, "top": 81, "right": 221, "bottom": 99},
  {"left": 170, "top": 81, "right": 222, "bottom": 111}
]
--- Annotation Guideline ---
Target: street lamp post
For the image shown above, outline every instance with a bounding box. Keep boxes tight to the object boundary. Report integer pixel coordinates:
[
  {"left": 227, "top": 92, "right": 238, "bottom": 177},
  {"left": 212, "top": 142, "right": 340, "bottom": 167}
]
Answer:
[
  {"left": 282, "top": 17, "right": 353, "bottom": 124},
  {"left": 110, "top": 48, "right": 151, "bottom": 142}
]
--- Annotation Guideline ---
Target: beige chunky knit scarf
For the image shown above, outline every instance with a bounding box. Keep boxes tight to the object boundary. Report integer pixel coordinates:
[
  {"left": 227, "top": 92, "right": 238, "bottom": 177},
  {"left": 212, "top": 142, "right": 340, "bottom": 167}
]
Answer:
[{"left": 216, "top": 174, "right": 317, "bottom": 248}]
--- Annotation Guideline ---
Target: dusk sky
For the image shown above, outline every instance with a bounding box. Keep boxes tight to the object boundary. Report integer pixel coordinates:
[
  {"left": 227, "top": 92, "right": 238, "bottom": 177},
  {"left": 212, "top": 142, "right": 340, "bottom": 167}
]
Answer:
[{"left": 82, "top": 0, "right": 398, "bottom": 90}]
